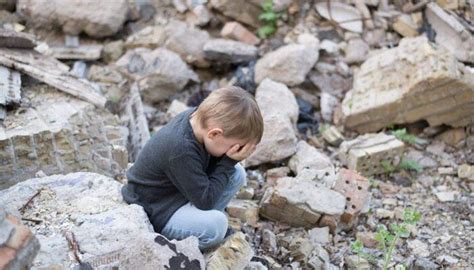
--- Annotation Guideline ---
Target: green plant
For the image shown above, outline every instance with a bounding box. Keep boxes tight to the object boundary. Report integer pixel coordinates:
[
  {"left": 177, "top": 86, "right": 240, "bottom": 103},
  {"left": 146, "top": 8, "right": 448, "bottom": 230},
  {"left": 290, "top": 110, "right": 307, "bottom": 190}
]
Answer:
[
  {"left": 351, "top": 239, "right": 375, "bottom": 268},
  {"left": 380, "top": 159, "right": 422, "bottom": 174},
  {"left": 258, "top": 0, "right": 280, "bottom": 38},
  {"left": 390, "top": 128, "right": 419, "bottom": 145},
  {"left": 318, "top": 123, "right": 329, "bottom": 134},
  {"left": 375, "top": 209, "right": 421, "bottom": 270}
]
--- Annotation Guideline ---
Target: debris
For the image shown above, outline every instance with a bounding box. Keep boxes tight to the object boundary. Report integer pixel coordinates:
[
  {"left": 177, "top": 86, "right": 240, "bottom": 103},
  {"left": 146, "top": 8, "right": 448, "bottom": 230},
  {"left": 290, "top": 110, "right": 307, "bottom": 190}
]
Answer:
[
  {"left": 209, "top": 0, "right": 262, "bottom": 28},
  {"left": 0, "top": 209, "right": 40, "bottom": 270},
  {"left": 49, "top": 44, "right": 103, "bottom": 60},
  {"left": 0, "top": 28, "right": 37, "bottom": 48},
  {"left": 265, "top": 166, "right": 290, "bottom": 186},
  {"left": 321, "top": 125, "right": 345, "bottom": 146},
  {"left": 0, "top": 48, "right": 107, "bottom": 108},
  {"left": 17, "top": 0, "right": 129, "bottom": 37},
  {"left": 333, "top": 169, "right": 370, "bottom": 226},
  {"left": 288, "top": 141, "right": 335, "bottom": 183},
  {"left": 166, "top": 99, "right": 189, "bottom": 121},
  {"left": 205, "top": 232, "right": 254, "bottom": 270},
  {"left": 408, "top": 239, "right": 430, "bottom": 258},
  {"left": 339, "top": 133, "right": 405, "bottom": 176},
  {"left": 226, "top": 199, "right": 259, "bottom": 227},
  {"left": 221, "top": 22, "right": 260, "bottom": 46},
  {"left": 203, "top": 39, "right": 258, "bottom": 64},
  {"left": 246, "top": 79, "right": 298, "bottom": 167},
  {"left": 320, "top": 92, "right": 340, "bottom": 123},
  {"left": 458, "top": 164, "right": 474, "bottom": 181},
  {"left": 103, "top": 40, "right": 124, "bottom": 63},
  {"left": 115, "top": 47, "right": 199, "bottom": 103},
  {"left": 356, "top": 231, "right": 378, "bottom": 248},
  {"left": 342, "top": 36, "right": 474, "bottom": 133},
  {"left": 434, "top": 191, "right": 459, "bottom": 202},
  {"left": 345, "top": 255, "right": 370, "bottom": 269},
  {"left": 314, "top": 2, "right": 363, "bottom": 33},
  {"left": 426, "top": 2, "right": 474, "bottom": 63},
  {"left": 308, "top": 227, "right": 330, "bottom": 244},
  {"left": 124, "top": 25, "right": 166, "bottom": 49},
  {"left": 392, "top": 14, "right": 419, "bottom": 37},
  {"left": 344, "top": 38, "right": 370, "bottom": 64},
  {"left": 0, "top": 66, "right": 21, "bottom": 118},
  {"left": 255, "top": 43, "right": 319, "bottom": 86},
  {"left": 437, "top": 127, "right": 466, "bottom": 146},
  {"left": 375, "top": 209, "right": 395, "bottom": 219}
]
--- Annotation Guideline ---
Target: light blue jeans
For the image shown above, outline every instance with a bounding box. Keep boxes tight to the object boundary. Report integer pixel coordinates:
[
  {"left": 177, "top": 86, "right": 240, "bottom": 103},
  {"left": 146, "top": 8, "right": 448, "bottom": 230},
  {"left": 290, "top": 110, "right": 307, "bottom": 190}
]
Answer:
[{"left": 160, "top": 163, "right": 247, "bottom": 251}]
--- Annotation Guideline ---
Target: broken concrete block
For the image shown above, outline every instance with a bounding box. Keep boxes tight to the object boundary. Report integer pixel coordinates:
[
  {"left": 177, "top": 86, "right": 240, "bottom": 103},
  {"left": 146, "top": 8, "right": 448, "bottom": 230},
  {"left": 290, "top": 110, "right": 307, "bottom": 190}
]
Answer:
[
  {"left": 221, "top": 22, "right": 260, "bottom": 45},
  {"left": 393, "top": 14, "right": 418, "bottom": 37},
  {"left": 426, "top": 2, "right": 474, "bottom": 63},
  {"left": 265, "top": 166, "right": 290, "bottom": 186},
  {"left": 0, "top": 212, "right": 40, "bottom": 270},
  {"left": 17, "top": 0, "right": 129, "bottom": 37},
  {"left": 49, "top": 44, "right": 103, "bottom": 61},
  {"left": 115, "top": 47, "right": 199, "bottom": 103},
  {"left": 205, "top": 232, "right": 254, "bottom": 270},
  {"left": 341, "top": 36, "right": 474, "bottom": 133},
  {"left": 458, "top": 164, "right": 474, "bottom": 181},
  {"left": 246, "top": 79, "right": 298, "bottom": 167},
  {"left": 0, "top": 85, "right": 128, "bottom": 189},
  {"left": 259, "top": 176, "right": 346, "bottom": 228},
  {"left": 321, "top": 125, "right": 345, "bottom": 146},
  {"left": 333, "top": 169, "right": 370, "bottom": 226},
  {"left": 203, "top": 39, "right": 258, "bottom": 64},
  {"left": 339, "top": 133, "right": 405, "bottom": 176},
  {"left": 226, "top": 199, "right": 259, "bottom": 227}
]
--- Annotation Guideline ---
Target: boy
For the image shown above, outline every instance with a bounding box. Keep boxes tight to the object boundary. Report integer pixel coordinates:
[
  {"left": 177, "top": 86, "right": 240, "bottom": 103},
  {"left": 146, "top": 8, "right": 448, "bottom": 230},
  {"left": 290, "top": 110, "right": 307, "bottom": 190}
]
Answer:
[{"left": 121, "top": 86, "right": 264, "bottom": 251}]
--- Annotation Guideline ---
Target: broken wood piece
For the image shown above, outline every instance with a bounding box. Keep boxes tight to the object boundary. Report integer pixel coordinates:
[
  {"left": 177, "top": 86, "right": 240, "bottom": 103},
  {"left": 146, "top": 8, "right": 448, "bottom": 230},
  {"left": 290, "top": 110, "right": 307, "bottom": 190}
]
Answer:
[
  {"left": 0, "top": 48, "right": 106, "bottom": 108},
  {"left": 50, "top": 44, "right": 103, "bottom": 60},
  {"left": 0, "top": 66, "right": 21, "bottom": 106},
  {"left": 0, "top": 28, "right": 37, "bottom": 49}
]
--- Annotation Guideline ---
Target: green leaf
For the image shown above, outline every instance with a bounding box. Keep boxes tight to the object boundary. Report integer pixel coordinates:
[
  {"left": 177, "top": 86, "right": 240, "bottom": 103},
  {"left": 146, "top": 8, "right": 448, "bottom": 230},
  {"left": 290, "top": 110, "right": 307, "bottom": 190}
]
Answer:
[
  {"left": 381, "top": 160, "right": 396, "bottom": 173},
  {"left": 351, "top": 239, "right": 363, "bottom": 253},
  {"left": 398, "top": 159, "right": 423, "bottom": 173},
  {"left": 402, "top": 209, "right": 421, "bottom": 224},
  {"left": 259, "top": 12, "right": 278, "bottom": 22},
  {"left": 257, "top": 25, "right": 276, "bottom": 38},
  {"left": 391, "top": 128, "right": 419, "bottom": 145}
]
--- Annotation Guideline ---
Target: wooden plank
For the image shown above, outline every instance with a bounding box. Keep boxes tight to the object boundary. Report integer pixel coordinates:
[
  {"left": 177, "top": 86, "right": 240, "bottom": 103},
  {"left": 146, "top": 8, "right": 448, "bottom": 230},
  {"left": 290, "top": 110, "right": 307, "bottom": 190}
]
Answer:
[{"left": 0, "top": 48, "right": 106, "bottom": 108}]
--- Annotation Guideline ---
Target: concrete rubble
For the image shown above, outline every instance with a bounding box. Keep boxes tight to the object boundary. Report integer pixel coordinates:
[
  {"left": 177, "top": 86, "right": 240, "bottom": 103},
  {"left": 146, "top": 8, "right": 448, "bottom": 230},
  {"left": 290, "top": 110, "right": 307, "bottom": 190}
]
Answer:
[
  {"left": 0, "top": 172, "right": 205, "bottom": 269},
  {"left": 203, "top": 39, "right": 258, "bottom": 64},
  {"left": 205, "top": 232, "right": 254, "bottom": 270},
  {"left": 221, "top": 21, "right": 260, "bottom": 45},
  {"left": 342, "top": 36, "right": 474, "bottom": 133}
]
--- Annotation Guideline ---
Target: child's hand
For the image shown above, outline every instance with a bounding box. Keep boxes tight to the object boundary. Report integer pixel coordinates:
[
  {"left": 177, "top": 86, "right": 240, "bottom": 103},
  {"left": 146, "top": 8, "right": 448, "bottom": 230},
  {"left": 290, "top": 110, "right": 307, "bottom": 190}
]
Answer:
[{"left": 226, "top": 143, "right": 256, "bottom": 161}]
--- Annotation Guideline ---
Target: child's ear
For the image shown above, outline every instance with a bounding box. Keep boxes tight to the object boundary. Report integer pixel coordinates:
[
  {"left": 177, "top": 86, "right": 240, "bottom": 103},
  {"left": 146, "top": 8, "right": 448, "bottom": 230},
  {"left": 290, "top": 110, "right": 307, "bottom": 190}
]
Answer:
[{"left": 207, "top": 128, "right": 223, "bottom": 139}]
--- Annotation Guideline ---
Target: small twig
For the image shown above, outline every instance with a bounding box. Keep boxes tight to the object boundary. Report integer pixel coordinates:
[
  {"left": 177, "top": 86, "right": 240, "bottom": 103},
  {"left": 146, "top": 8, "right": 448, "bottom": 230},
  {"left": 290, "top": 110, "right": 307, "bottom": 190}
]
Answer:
[
  {"left": 64, "top": 231, "right": 83, "bottom": 264},
  {"left": 18, "top": 188, "right": 43, "bottom": 213},
  {"left": 21, "top": 217, "right": 42, "bottom": 224}
]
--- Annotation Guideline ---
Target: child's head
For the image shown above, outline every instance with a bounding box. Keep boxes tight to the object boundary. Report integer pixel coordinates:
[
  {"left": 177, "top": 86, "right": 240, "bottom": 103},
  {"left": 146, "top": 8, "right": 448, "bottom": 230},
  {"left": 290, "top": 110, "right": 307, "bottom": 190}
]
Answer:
[{"left": 191, "top": 86, "right": 264, "bottom": 157}]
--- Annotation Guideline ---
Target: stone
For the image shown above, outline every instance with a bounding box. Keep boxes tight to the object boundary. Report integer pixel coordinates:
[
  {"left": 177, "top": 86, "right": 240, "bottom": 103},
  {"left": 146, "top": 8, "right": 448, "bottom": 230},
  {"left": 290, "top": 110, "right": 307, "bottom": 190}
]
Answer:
[
  {"left": 393, "top": 14, "right": 418, "bottom": 37},
  {"left": 413, "top": 258, "right": 439, "bottom": 270},
  {"left": 376, "top": 209, "right": 395, "bottom": 219},
  {"left": 49, "top": 44, "right": 103, "bottom": 61},
  {"left": 189, "top": 5, "right": 211, "bottom": 26},
  {"left": 288, "top": 141, "right": 335, "bottom": 183},
  {"left": 339, "top": 133, "right": 405, "bottom": 176},
  {"left": 115, "top": 47, "right": 199, "bottom": 103},
  {"left": 318, "top": 215, "right": 338, "bottom": 233},
  {"left": 259, "top": 175, "right": 346, "bottom": 228},
  {"left": 17, "top": 0, "right": 129, "bottom": 37},
  {"left": 103, "top": 40, "right": 124, "bottom": 63},
  {"left": 203, "top": 39, "right": 258, "bottom": 64},
  {"left": 221, "top": 22, "right": 260, "bottom": 46},
  {"left": 236, "top": 187, "right": 254, "bottom": 200},
  {"left": 341, "top": 36, "right": 474, "bottom": 133},
  {"left": 205, "top": 232, "right": 254, "bottom": 270},
  {"left": 0, "top": 85, "right": 128, "bottom": 189},
  {"left": 245, "top": 79, "right": 298, "bottom": 167},
  {"left": 244, "top": 261, "right": 268, "bottom": 270},
  {"left": 437, "top": 127, "right": 466, "bottom": 146},
  {"left": 172, "top": 0, "right": 188, "bottom": 13},
  {"left": 261, "top": 229, "right": 278, "bottom": 254},
  {"left": 334, "top": 169, "right": 370, "bottom": 226},
  {"left": 255, "top": 44, "right": 319, "bottom": 86},
  {"left": 265, "top": 166, "right": 290, "bottom": 186},
  {"left": 0, "top": 172, "right": 205, "bottom": 269},
  {"left": 344, "top": 38, "right": 369, "bottom": 64},
  {"left": 226, "top": 199, "right": 259, "bottom": 227},
  {"left": 321, "top": 125, "right": 345, "bottom": 146},
  {"left": 166, "top": 100, "right": 189, "bottom": 121},
  {"left": 308, "top": 227, "right": 330, "bottom": 244},
  {"left": 0, "top": 213, "right": 40, "bottom": 270},
  {"left": 88, "top": 64, "right": 124, "bottom": 84},
  {"left": 320, "top": 92, "right": 340, "bottom": 123},
  {"left": 315, "top": 2, "right": 363, "bottom": 33},
  {"left": 345, "top": 255, "right": 370, "bottom": 269},
  {"left": 164, "top": 20, "right": 211, "bottom": 68},
  {"left": 426, "top": 3, "right": 474, "bottom": 63},
  {"left": 356, "top": 231, "right": 378, "bottom": 248},
  {"left": 124, "top": 25, "right": 167, "bottom": 49},
  {"left": 320, "top": 40, "right": 340, "bottom": 55},
  {"left": 435, "top": 191, "right": 458, "bottom": 202},
  {"left": 210, "top": 0, "right": 261, "bottom": 28},
  {"left": 458, "top": 164, "right": 474, "bottom": 181},
  {"left": 408, "top": 239, "right": 430, "bottom": 258}
]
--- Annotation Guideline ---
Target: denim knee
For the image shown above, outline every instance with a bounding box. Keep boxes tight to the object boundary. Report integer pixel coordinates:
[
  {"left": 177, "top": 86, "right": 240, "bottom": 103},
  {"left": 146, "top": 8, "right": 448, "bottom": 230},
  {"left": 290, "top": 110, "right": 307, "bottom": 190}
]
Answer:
[
  {"left": 199, "top": 210, "right": 228, "bottom": 249},
  {"left": 231, "top": 164, "right": 247, "bottom": 189}
]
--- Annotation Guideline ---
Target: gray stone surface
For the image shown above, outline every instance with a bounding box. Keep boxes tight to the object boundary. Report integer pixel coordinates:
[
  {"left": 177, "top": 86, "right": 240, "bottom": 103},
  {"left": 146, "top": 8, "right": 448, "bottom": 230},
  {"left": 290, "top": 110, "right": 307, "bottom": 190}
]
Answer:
[{"left": 203, "top": 39, "right": 258, "bottom": 64}]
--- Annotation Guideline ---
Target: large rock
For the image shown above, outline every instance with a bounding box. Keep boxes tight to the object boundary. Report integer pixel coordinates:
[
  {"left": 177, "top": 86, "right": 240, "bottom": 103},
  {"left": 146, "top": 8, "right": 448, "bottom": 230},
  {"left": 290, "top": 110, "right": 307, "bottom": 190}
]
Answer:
[
  {"left": 0, "top": 172, "right": 205, "bottom": 269},
  {"left": 245, "top": 79, "right": 298, "bottom": 167},
  {"left": 255, "top": 44, "right": 319, "bottom": 86},
  {"left": 203, "top": 39, "right": 258, "bottom": 64},
  {"left": 0, "top": 85, "right": 129, "bottom": 190},
  {"left": 210, "top": 0, "right": 262, "bottom": 28},
  {"left": 205, "top": 232, "right": 254, "bottom": 270},
  {"left": 115, "top": 47, "right": 199, "bottom": 103},
  {"left": 17, "top": 0, "right": 129, "bottom": 37},
  {"left": 341, "top": 36, "right": 474, "bottom": 133},
  {"left": 164, "top": 20, "right": 211, "bottom": 68},
  {"left": 259, "top": 174, "right": 346, "bottom": 228}
]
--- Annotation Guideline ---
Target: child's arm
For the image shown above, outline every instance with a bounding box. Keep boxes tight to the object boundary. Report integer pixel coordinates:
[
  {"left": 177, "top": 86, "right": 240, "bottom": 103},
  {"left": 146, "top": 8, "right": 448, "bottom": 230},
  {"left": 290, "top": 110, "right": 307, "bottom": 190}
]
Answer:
[{"left": 166, "top": 152, "right": 238, "bottom": 210}]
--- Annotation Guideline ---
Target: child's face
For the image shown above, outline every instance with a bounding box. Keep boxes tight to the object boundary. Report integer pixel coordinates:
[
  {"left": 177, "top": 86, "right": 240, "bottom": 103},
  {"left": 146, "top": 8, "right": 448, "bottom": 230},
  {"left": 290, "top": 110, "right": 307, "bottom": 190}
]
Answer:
[{"left": 203, "top": 129, "right": 248, "bottom": 157}]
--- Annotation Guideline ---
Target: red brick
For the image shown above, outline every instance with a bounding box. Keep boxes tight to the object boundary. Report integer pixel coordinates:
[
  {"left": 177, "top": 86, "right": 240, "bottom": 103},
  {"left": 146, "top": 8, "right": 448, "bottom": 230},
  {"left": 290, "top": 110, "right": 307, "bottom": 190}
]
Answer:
[
  {"left": 334, "top": 169, "right": 370, "bottom": 226},
  {"left": 318, "top": 215, "right": 337, "bottom": 233},
  {"left": 5, "top": 215, "right": 33, "bottom": 250},
  {"left": 0, "top": 246, "right": 16, "bottom": 269},
  {"left": 221, "top": 22, "right": 260, "bottom": 45}
]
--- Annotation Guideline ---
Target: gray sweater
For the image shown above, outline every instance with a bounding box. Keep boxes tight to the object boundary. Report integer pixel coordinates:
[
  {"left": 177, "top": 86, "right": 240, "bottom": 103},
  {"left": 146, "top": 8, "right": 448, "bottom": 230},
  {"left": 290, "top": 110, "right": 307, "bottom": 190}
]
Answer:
[{"left": 121, "top": 108, "right": 238, "bottom": 233}]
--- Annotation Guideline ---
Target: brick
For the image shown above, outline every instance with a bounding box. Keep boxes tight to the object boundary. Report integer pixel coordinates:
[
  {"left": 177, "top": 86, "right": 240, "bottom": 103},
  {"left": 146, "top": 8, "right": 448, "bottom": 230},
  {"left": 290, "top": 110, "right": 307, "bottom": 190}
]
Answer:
[
  {"left": 226, "top": 199, "right": 259, "bottom": 227},
  {"left": 339, "top": 133, "right": 405, "bottom": 176},
  {"left": 220, "top": 22, "right": 260, "bottom": 45},
  {"left": 334, "top": 169, "right": 370, "bottom": 226}
]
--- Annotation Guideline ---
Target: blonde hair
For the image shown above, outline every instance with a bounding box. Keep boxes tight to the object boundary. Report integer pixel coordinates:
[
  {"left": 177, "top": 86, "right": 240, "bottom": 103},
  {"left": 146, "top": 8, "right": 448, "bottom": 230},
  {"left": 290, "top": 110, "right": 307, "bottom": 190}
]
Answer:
[{"left": 194, "top": 86, "right": 264, "bottom": 143}]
